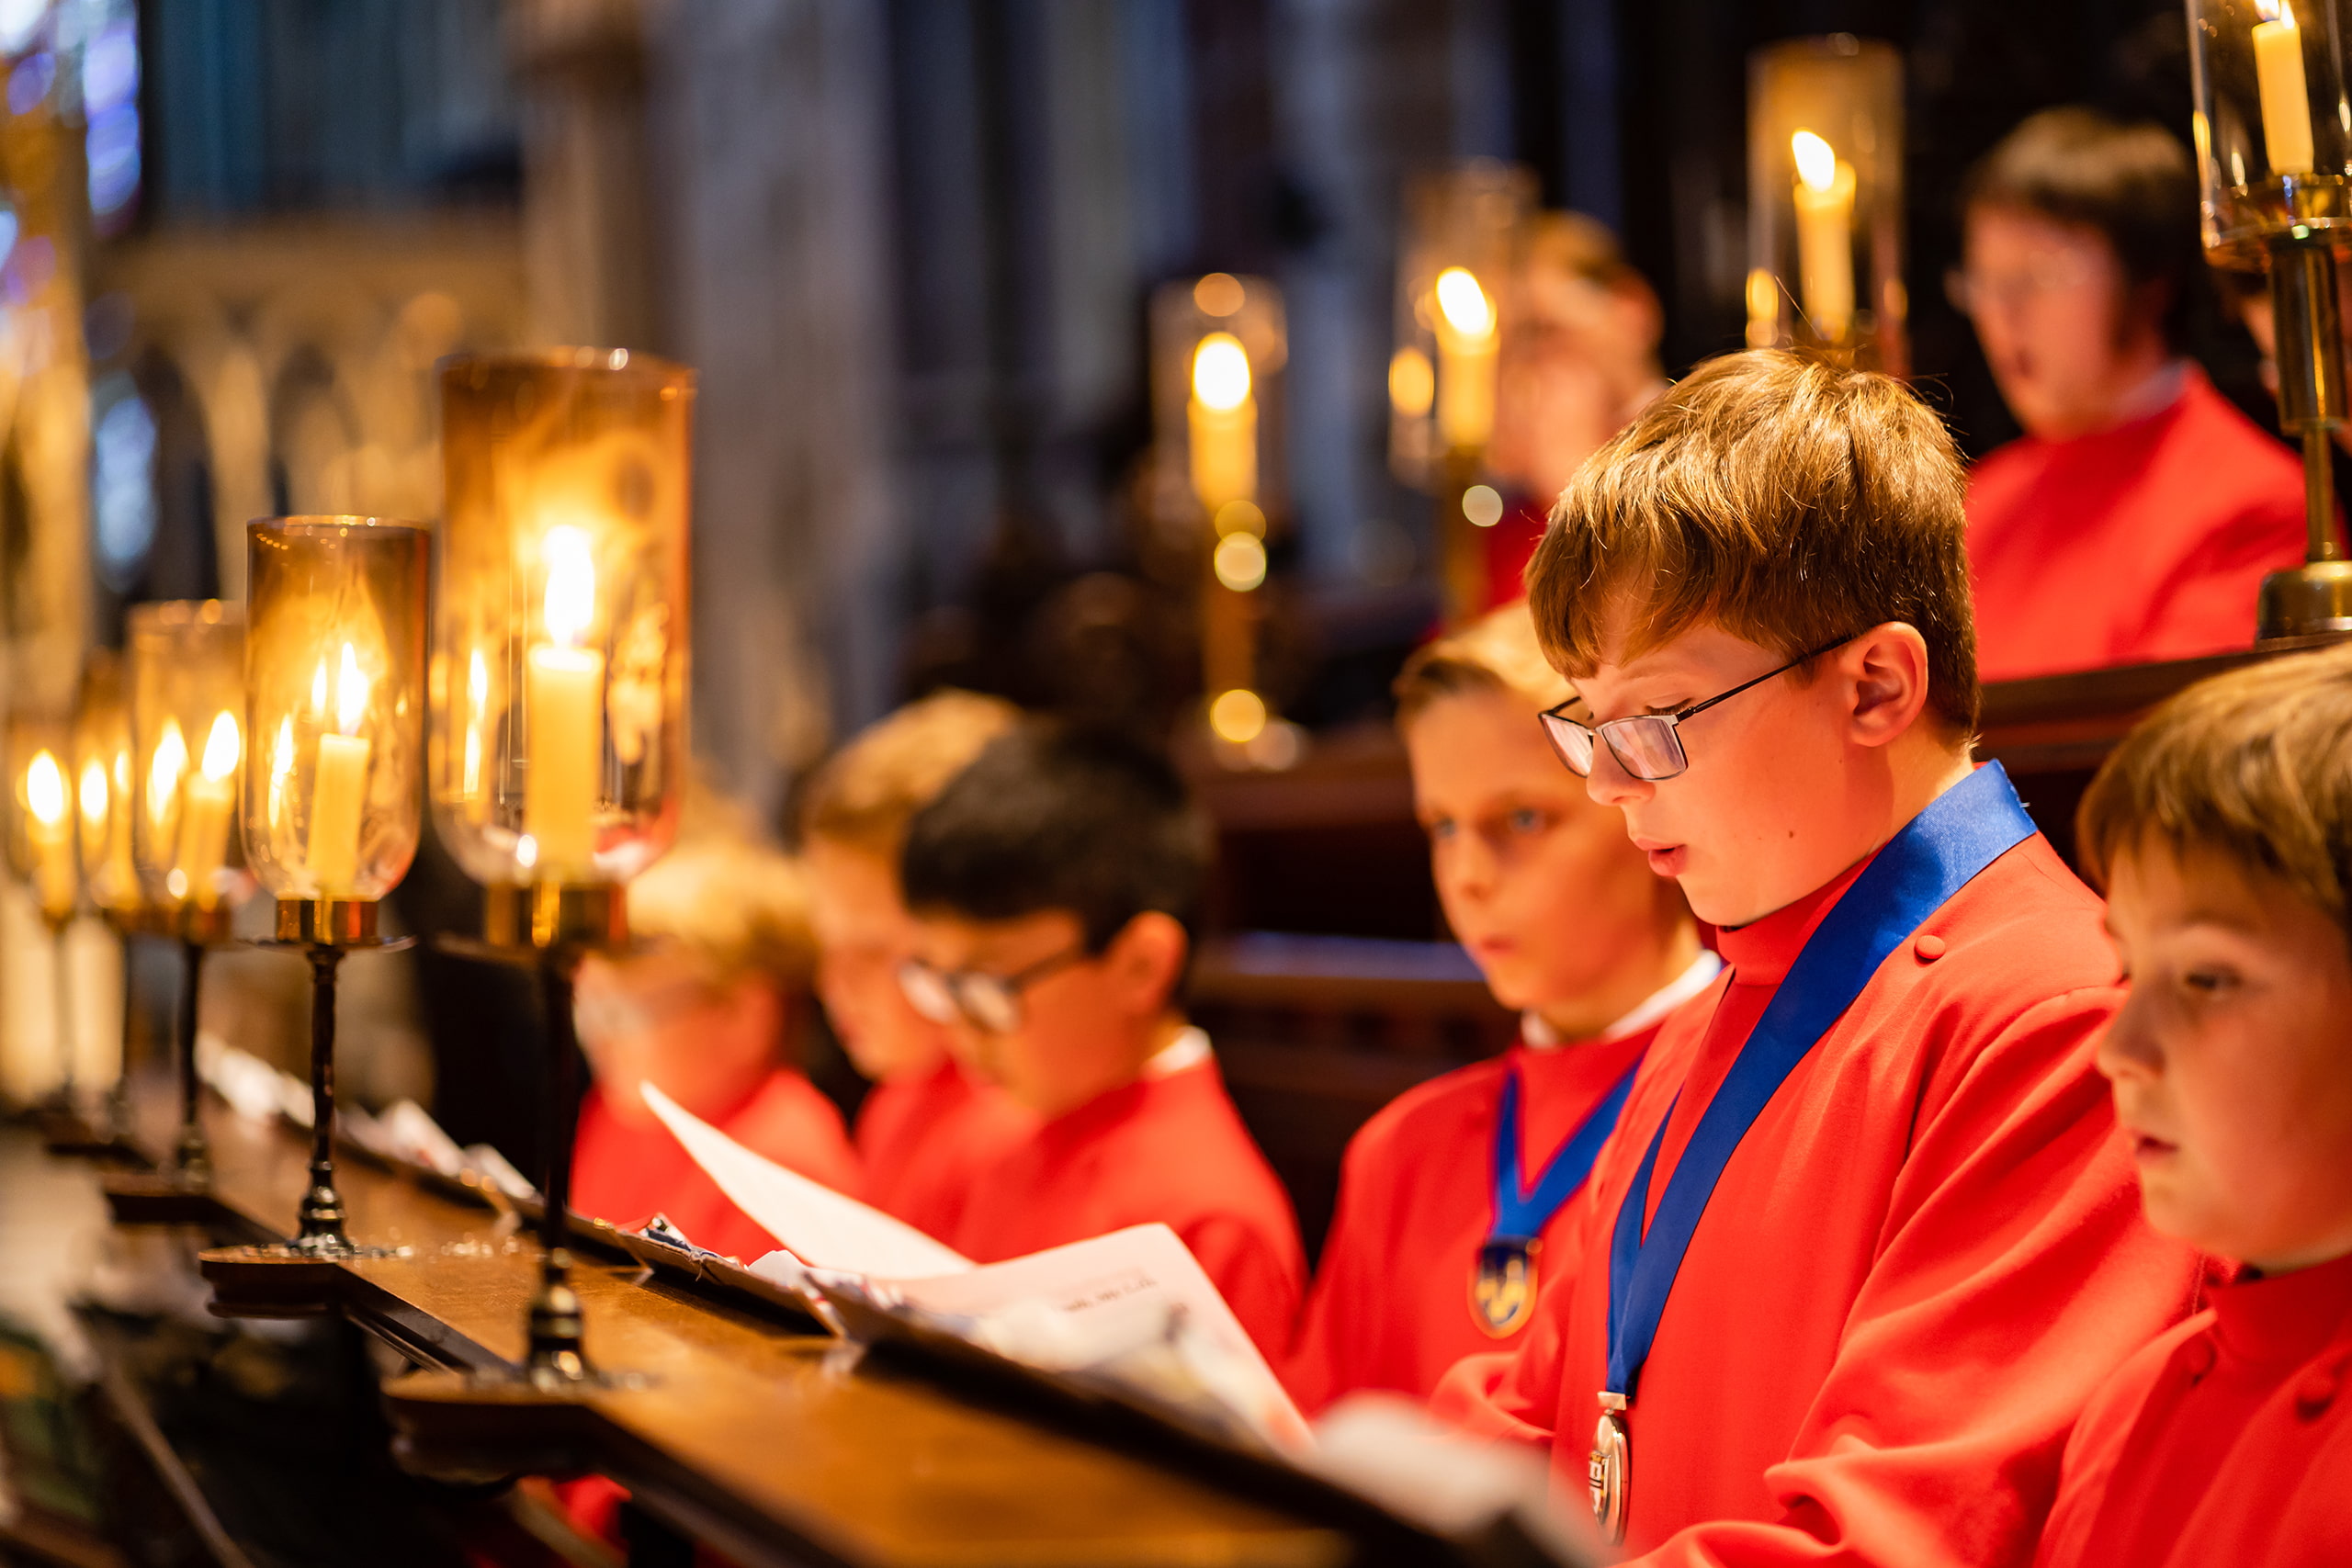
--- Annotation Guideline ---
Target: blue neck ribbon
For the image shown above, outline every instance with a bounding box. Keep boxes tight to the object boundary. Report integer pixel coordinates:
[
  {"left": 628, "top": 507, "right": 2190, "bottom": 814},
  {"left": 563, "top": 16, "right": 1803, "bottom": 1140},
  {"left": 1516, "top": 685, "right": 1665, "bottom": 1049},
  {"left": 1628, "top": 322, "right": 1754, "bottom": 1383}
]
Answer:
[
  {"left": 1488, "top": 1059, "right": 1641, "bottom": 1244},
  {"left": 1603, "top": 761, "right": 2038, "bottom": 1399}
]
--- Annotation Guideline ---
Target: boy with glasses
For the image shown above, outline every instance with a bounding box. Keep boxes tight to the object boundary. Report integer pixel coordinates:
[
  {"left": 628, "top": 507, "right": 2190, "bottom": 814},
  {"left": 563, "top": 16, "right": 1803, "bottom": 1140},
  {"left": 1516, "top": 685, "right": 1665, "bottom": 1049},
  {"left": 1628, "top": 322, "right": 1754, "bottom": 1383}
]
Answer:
[
  {"left": 1432, "top": 349, "right": 2201, "bottom": 1566},
  {"left": 800, "top": 690, "right": 1033, "bottom": 1238},
  {"left": 898, "top": 722, "right": 1306, "bottom": 1357},
  {"left": 1956, "top": 107, "right": 2304, "bottom": 680},
  {"left": 2033, "top": 648, "right": 2352, "bottom": 1568}
]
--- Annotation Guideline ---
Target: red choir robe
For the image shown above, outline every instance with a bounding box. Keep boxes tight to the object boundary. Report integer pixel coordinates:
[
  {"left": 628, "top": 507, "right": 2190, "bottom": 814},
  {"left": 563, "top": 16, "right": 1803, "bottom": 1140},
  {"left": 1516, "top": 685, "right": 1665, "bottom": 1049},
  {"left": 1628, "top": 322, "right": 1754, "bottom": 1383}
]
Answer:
[
  {"left": 950, "top": 1030, "right": 1306, "bottom": 1359},
  {"left": 854, "top": 1055, "right": 1033, "bottom": 1239},
  {"left": 1288, "top": 954, "right": 1721, "bottom": 1413},
  {"left": 1966, "top": 366, "right": 2307, "bottom": 682},
  {"left": 1432, "top": 830, "right": 2204, "bottom": 1567},
  {"left": 571, "top": 1066, "right": 862, "bottom": 1261},
  {"left": 2036, "top": 1250, "right": 2352, "bottom": 1568}
]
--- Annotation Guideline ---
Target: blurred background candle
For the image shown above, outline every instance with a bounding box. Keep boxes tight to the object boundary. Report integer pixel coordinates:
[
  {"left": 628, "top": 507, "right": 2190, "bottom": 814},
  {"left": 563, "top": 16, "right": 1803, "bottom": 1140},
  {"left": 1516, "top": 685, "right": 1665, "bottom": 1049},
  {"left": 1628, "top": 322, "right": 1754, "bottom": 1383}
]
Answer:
[
  {"left": 1792, "top": 130, "right": 1857, "bottom": 342},
  {"left": 525, "top": 524, "right": 605, "bottom": 879},
  {"left": 1433, "top": 265, "right": 1499, "bottom": 451},
  {"left": 1187, "top": 333, "right": 1258, "bottom": 511},
  {"left": 178, "top": 713, "right": 241, "bottom": 907},
  {"left": 309, "top": 645, "right": 372, "bottom": 895},
  {"left": 24, "top": 747, "right": 75, "bottom": 921},
  {"left": 2254, "top": 1, "right": 2316, "bottom": 175}
]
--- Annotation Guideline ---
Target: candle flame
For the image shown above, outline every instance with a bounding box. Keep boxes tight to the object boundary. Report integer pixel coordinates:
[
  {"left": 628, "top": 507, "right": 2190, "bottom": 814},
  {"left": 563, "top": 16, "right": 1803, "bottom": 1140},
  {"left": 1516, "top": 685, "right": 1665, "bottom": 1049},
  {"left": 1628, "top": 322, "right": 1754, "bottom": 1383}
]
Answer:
[
  {"left": 200, "top": 711, "right": 240, "bottom": 781},
  {"left": 79, "top": 757, "right": 107, "bottom": 828},
  {"left": 1434, "top": 267, "right": 1495, "bottom": 339},
  {"left": 148, "top": 720, "right": 186, "bottom": 831},
  {"left": 311, "top": 657, "right": 329, "bottom": 715},
  {"left": 468, "top": 648, "right": 489, "bottom": 705},
  {"left": 270, "top": 716, "right": 294, "bottom": 828},
  {"left": 1192, "top": 333, "right": 1252, "bottom": 412},
  {"left": 1792, "top": 130, "right": 1839, "bottom": 192},
  {"left": 542, "top": 525, "right": 597, "bottom": 648},
  {"left": 335, "top": 641, "right": 368, "bottom": 736},
  {"left": 2256, "top": 0, "right": 2293, "bottom": 27},
  {"left": 26, "top": 750, "right": 66, "bottom": 828}
]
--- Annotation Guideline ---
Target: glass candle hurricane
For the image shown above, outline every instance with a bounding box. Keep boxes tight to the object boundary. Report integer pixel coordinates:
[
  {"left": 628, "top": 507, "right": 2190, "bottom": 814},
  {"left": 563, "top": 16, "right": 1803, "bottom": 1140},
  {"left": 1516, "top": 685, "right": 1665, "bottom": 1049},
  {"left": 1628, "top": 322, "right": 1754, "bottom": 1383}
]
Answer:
[
  {"left": 1388, "top": 161, "right": 1538, "bottom": 489},
  {"left": 128, "top": 602, "right": 248, "bottom": 921},
  {"left": 2189, "top": 0, "right": 2352, "bottom": 266},
  {"left": 244, "top": 520, "right": 429, "bottom": 908},
  {"left": 431, "top": 350, "right": 693, "bottom": 902},
  {"left": 1746, "top": 37, "right": 1906, "bottom": 370}
]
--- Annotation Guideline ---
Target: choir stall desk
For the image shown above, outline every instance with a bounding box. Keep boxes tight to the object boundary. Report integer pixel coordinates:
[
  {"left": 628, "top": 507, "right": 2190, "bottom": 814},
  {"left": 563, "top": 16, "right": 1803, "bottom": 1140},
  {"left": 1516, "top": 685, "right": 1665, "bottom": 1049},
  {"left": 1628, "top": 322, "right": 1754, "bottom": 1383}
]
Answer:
[{"left": 111, "top": 1094, "right": 1353, "bottom": 1568}]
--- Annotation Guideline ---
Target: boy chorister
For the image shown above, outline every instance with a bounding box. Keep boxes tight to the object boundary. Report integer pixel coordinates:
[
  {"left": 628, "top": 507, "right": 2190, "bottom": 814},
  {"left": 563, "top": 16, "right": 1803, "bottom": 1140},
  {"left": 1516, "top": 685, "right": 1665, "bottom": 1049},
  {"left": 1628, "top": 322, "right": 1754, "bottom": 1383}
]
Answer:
[
  {"left": 1288, "top": 604, "right": 1717, "bottom": 1411},
  {"left": 2035, "top": 649, "right": 2352, "bottom": 1567},
  {"left": 800, "top": 691, "right": 1033, "bottom": 1239},
  {"left": 1431, "top": 350, "right": 2201, "bottom": 1566},
  {"left": 899, "top": 722, "right": 1306, "bottom": 1358}
]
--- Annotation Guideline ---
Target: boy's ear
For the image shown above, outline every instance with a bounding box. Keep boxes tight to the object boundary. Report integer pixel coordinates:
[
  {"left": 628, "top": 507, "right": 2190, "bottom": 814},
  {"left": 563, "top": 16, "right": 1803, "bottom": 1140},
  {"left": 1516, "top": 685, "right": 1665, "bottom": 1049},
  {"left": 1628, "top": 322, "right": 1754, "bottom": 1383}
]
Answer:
[
  {"left": 1105, "top": 911, "right": 1189, "bottom": 1015},
  {"left": 1838, "top": 621, "right": 1934, "bottom": 750}
]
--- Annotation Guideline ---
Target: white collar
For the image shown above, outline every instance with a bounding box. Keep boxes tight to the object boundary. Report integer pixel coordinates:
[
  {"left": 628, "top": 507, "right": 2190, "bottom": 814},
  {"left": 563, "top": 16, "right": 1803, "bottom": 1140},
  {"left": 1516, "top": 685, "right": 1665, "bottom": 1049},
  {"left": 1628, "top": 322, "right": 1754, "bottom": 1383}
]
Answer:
[
  {"left": 1143, "top": 1025, "right": 1213, "bottom": 1078},
  {"left": 1521, "top": 949, "right": 1724, "bottom": 1049}
]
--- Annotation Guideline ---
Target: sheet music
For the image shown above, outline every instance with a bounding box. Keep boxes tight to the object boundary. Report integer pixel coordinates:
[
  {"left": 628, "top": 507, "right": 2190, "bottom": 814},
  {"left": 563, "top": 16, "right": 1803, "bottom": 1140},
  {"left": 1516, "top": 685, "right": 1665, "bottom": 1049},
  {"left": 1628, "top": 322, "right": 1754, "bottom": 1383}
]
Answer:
[{"left": 640, "top": 1081, "right": 974, "bottom": 1279}]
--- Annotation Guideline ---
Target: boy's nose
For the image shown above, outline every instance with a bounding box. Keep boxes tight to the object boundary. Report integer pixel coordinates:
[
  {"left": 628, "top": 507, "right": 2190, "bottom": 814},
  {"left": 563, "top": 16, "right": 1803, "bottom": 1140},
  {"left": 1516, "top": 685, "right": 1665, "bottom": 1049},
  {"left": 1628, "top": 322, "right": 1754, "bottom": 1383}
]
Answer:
[{"left": 1583, "top": 739, "right": 1649, "bottom": 807}]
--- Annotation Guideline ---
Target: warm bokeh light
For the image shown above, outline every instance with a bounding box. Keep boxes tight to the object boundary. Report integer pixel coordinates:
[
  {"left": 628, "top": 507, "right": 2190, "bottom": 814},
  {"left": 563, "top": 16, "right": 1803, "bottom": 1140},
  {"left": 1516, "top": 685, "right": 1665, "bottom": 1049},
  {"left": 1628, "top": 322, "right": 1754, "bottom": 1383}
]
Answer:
[
  {"left": 542, "top": 525, "right": 599, "bottom": 645},
  {"left": 1193, "top": 272, "right": 1245, "bottom": 317},
  {"left": 147, "top": 719, "right": 185, "bottom": 839},
  {"left": 1792, "top": 130, "right": 1838, "bottom": 193},
  {"left": 1462, "top": 484, "right": 1504, "bottom": 528},
  {"left": 27, "top": 750, "right": 66, "bottom": 828},
  {"left": 200, "top": 712, "right": 241, "bottom": 781},
  {"left": 335, "top": 641, "right": 368, "bottom": 734},
  {"left": 1192, "top": 333, "right": 1252, "bottom": 412},
  {"left": 1433, "top": 267, "right": 1495, "bottom": 340},
  {"left": 1208, "top": 687, "right": 1268, "bottom": 744},
  {"left": 1214, "top": 532, "right": 1268, "bottom": 592},
  {"left": 79, "top": 758, "right": 107, "bottom": 829},
  {"left": 1214, "top": 499, "right": 1266, "bottom": 538},
  {"left": 1388, "top": 346, "right": 1435, "bottom": 417}
]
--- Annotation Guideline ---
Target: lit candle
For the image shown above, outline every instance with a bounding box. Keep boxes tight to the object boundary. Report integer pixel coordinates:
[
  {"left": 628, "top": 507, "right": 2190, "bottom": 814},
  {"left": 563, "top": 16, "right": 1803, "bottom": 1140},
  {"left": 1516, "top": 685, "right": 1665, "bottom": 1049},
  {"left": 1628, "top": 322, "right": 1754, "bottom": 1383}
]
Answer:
[
  {"left": 1433, "top": 266, "right": 1498, "bottom": 451},
  {"left": 1188, "top": 333, "right": 1258, "bottom": 511},
  {"left": 525, "top": 525, "right": 604, "bottom": 880},
  {"left": 1792, "top": 130, "right": 1857, "bottom": 344},
  {"left": 26, "top": 750, "right": 74, "bottom": 919},
  {"left": 2255, "top": 1, "right": 2316, "bottom": 176},
  {"left": 308, "top": 641, "right": 371, "bottom": 896},
  {"left": 178, "top": 712, "right": 240, "bottom": 907}
]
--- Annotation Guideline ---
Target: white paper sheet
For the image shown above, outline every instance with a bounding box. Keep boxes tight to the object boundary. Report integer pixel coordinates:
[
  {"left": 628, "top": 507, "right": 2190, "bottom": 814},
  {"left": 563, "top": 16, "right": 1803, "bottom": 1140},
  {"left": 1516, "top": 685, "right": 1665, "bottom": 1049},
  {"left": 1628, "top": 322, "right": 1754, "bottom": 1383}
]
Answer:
[{"left": 640, "top": 1080, "right": 973, "bottom": 1278}]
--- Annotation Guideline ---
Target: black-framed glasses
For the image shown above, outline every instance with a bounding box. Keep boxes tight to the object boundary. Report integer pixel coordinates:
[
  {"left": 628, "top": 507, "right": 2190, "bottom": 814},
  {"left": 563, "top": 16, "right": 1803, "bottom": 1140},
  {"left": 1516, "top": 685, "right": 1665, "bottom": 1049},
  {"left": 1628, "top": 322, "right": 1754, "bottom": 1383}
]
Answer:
[
  {"left": 898, "top": 943, "right": 1089, "bottom": 1034},
  {"left": 1539, "top": 639, "right": 1849, "bottom": 782}
]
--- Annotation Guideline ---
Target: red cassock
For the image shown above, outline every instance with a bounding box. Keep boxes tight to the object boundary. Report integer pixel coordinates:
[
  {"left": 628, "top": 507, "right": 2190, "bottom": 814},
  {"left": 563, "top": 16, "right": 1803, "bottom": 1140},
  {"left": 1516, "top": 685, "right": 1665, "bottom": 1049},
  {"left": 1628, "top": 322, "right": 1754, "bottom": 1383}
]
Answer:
[
  {"left": 2036, "top": 1251, "right": 2352, "bottom": 1568},
  {"left": 854, "top": 1056, "right": 1033, "bottom": 1240},
  {"left": 1288, "top": 1026, "right": 1657, "bottom": 1413},
  {"left": 1432, "top": 835, "right": 2204, "bottom": 1567},
  {"left": 950, "top": 1043, "right": 1306, "bottom": 1359},
  {"left": 571, "top": 1066, "right": 863, "bottom": 1261},
  {"left": 1965, "top": 367, "right": 2306, "bottom": 682}
]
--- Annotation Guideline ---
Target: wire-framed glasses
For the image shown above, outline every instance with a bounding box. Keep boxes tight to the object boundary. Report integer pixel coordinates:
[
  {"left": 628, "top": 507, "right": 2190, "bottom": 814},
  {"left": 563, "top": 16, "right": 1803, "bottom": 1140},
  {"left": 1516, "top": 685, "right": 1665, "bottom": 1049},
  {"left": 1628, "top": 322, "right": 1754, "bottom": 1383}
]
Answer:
[
  {"left": 899, "top": 943, "right": 1089, "bottom": 1034},
  {"left": 1538, "top": 639, "right": 1849, "bottom": 782}
]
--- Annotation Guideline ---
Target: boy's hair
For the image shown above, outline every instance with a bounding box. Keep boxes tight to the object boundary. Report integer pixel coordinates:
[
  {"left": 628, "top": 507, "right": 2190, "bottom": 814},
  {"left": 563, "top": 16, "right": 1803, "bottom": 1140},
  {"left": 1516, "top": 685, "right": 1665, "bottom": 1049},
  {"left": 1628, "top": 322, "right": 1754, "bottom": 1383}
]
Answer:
[
  {"left": 1394, "top": 602, "right": 1577, "bottom": 724},
  {"left": 1962, "top": 107, "right": 2199, "bottom": 351},
  {"left": 899, "top": 721, "right": 1212, "bottom": 951},
  {"left": 1525, "top": 348, "right": 1980, "bottom": 733},
  {"left": 2078, "top": 646, "right": 2352, "bottom": 944},
  {"left": 798, "top": 689, "right": 1023, "bottom": 859},
  {"left": 627, "top": 838, "right": 820, "bottom": 992}
]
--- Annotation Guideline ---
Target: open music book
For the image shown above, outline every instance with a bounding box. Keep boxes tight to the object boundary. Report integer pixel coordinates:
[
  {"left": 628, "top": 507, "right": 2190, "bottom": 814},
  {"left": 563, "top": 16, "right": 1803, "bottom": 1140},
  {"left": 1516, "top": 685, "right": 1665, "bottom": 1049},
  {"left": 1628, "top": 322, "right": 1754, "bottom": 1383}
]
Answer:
[{"left": 639, "top": 1081, "right": 1312, "bottom": 1453}]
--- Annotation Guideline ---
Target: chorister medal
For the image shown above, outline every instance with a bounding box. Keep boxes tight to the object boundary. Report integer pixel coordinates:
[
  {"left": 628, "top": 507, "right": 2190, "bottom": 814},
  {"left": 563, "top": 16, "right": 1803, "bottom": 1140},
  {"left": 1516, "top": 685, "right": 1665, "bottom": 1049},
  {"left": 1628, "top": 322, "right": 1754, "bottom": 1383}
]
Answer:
[
  {"left": 1473, "top": 1061, "right": 1640, "bottom": 1338},
  {"left": 1589, "top": 763, "right": 2039, "bottom": 1550}
]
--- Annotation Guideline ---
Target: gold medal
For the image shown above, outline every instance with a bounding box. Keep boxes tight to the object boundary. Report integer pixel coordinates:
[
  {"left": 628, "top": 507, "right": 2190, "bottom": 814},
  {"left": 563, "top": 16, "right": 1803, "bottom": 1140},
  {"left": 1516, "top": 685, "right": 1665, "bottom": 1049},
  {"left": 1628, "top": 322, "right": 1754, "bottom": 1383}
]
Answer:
[
  {"left": 1589, "top": 1392, "right": 1629, "bottom": 1546},
  {"left": 1470, "top": 1237, "right": 1540, "bottom": 1337}
]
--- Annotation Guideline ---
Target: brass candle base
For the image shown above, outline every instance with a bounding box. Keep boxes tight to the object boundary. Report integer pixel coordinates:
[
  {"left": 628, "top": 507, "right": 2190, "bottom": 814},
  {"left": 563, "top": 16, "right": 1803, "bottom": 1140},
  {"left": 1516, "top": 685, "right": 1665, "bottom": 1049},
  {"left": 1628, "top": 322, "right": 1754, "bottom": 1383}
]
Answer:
[{"left": 2258, "top": 559, "right": 2352, "bottom": 644}]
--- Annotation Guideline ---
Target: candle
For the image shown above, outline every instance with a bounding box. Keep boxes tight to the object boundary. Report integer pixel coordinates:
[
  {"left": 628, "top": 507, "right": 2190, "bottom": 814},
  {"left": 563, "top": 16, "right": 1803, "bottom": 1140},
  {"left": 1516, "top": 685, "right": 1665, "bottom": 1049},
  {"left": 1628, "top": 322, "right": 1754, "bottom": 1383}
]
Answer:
[
  {"left": 25, "top": 749, "right": 74, "bottom": 919},
  {"left": 2255, "top": 1, "right": 2316, "bottom": 176},
  {"left": 1433, "top": 266, "right": 1498, "bottom": 451},
  {"left": 525, "top": 525, "right": 605, "bottom": 879},
  {"left": 1188, "top": 333, "right": 1257, "bottom": 510},
  {"left": 178, "top": 711, "right": 240, "bottom": 906},
  {"left": 1792, "top": 130, "right": 1857, "bottom": 344},
  {"left": 308, "top": 641, "right": 371, "bottom": 895}
]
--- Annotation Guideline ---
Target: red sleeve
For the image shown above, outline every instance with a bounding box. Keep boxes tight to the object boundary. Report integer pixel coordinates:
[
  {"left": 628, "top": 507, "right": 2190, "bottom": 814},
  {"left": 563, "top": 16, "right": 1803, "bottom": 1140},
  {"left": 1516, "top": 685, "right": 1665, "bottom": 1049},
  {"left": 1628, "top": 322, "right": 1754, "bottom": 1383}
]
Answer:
[
  {"left": 1630, "top": 987, "right": 2199, "bottom": 1568},
  {"left": 1182, "top": 1213, "right": 1304, "bottom": 1364},
  {"left": 1287, "top": 1130, "right": 1389, "bottom": 1412}
]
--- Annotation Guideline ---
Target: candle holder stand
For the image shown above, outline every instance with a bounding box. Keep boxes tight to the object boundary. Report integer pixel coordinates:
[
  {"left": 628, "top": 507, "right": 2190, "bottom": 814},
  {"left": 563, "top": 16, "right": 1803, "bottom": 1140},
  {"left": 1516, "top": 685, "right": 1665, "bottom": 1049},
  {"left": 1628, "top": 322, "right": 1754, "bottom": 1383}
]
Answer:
[
  {"left": 2258, "top": 229, "right": 2352, "bottom": 640},
  {"left": 198, "top": 899, "right": 415, "bottom": 1304},
  {"left": 99, "top": 901, "right": 234, "bottom": 1225}
]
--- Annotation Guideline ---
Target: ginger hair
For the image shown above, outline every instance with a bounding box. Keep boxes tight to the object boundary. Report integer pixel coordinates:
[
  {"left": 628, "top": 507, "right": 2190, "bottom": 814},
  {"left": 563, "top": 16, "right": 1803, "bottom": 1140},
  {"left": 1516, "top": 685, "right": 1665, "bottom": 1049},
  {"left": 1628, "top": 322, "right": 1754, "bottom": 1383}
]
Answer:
[{"left": 797, "top": 689, "right": 1023, "bottom": 860}]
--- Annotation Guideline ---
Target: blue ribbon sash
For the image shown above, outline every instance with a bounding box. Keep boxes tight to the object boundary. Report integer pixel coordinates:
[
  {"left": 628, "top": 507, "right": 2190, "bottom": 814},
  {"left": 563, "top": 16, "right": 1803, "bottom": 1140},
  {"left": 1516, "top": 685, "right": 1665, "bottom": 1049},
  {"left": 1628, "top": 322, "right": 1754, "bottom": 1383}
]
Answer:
[
  {"left": 1602, "top": 761, "right": 2038, "bottom": 1398},
  {"left": 1489, "top": 1060, "right": 1640, "bottom": 1245}
]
